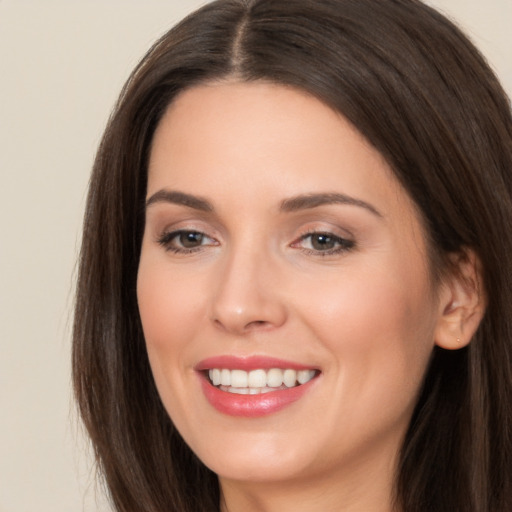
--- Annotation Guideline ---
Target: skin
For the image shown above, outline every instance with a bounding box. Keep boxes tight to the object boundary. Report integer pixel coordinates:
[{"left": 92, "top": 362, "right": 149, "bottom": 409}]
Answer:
[{"left": 137, "top": 82, "right": 471, "bottom": 512}]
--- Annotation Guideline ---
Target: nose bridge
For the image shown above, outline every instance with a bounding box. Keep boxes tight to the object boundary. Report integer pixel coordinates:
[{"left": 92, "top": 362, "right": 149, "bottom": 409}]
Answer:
[{"left": 210, "top": 237, "right": 287, "bottom": 334}]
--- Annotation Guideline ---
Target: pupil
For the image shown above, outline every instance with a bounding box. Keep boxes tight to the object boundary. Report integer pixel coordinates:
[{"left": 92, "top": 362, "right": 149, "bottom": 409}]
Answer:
[
  {"left": 312, "top": 234, "right": 334, "bottom": 250},
  {"left": 180, "top": 232, "right": 203, "bottom": 248}
]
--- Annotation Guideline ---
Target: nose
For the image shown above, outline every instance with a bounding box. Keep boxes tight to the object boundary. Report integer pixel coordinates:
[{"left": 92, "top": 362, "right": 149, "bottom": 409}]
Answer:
[{"left": 210, "top": 246, "right": 288, "bottom": 335}]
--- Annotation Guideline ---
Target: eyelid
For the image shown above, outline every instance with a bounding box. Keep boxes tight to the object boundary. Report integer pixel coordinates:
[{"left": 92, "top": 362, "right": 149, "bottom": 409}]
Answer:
[
  {"left": 156, "top": 227, "right": 220, "bottom": 254},
  {"left": 151, "top": 215, "right": 219, "bottom": 239},
  {"left": 290, "top": 227, "right": 355, "bottom": 256},
  {"left": 293, "top": 221, "right": 354, "bottom": 241}
]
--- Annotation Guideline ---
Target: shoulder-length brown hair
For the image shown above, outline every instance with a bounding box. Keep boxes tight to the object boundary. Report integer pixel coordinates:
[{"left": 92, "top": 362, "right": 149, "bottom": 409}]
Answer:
[{"left": 73, "top": 1, "right": 512, "bottom": 510}]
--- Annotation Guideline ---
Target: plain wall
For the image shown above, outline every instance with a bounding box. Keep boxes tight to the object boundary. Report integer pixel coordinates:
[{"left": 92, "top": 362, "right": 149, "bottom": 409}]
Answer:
[{"left": 0, "top": 1, "right": 510, "bottom": 511}]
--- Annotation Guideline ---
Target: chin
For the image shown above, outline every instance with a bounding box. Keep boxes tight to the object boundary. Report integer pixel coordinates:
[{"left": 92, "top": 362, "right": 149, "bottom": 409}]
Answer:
[
  {"left": 206, "top": 452, "right": 311, "bottom": 484},
  {"left": 185, "top": 425, "right": 324, "bottom": 485}
]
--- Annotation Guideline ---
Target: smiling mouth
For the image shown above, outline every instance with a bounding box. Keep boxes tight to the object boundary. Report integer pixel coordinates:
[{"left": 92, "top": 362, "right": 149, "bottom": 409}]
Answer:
[{"left": 206, "top": 368, "right": 319, "bottom": 395}]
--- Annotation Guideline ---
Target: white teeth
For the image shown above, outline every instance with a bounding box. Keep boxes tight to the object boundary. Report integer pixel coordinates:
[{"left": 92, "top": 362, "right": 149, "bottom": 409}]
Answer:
[
  {"left": 228, "top": 387, "right": 249, "bottom": 394},
  {"left": 231, "top": 369, "right": 248, "bottom": 388},
  {"left": 209, "top": 368, "right": 221, "bottom": 386},
  {"left": 283, "top": 369, "right": 297, "bottom": 388},
  {"left": 248, "top": 369, "right": 266, "bottom": 387},
  {"left": 297, "top": 369, "right": 316, "bottom": 384},
  {"left": 267, "top": 368, "right": 284, "bottom": 387},
  {"left": 207, "top": 367, "right": 317, "bottom": 391},
  {"left": 220, "top": 369, "right": 231, "bottom": 386}
]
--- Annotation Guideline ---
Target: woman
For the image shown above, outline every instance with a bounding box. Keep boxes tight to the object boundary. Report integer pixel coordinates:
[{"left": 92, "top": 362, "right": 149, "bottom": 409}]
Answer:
[{"left": 73, "top": 0, "right": 512, "bottom": 511}]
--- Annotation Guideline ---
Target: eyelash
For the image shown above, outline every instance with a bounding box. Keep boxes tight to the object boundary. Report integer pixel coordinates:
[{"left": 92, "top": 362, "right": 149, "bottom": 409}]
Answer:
[
  {"left": 157, "top": 230, "right": 217, "bottom": 254},
  {"left": 292, "top": 231, "right": 355, "bottom": 256},
  {"left": 156, "top": 229, "right": 355, "bottom": 256}
]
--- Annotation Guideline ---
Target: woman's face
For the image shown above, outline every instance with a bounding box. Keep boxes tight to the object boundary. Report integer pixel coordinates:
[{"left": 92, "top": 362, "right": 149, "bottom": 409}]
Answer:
[{"left": 138, "top": 82, "right": 443, "bottom": 490}]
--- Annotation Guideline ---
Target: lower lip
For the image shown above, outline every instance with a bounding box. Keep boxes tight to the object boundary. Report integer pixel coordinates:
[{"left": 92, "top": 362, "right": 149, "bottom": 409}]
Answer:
[{"left": 199, "top": 375, "right": 318, "bottom": 417}]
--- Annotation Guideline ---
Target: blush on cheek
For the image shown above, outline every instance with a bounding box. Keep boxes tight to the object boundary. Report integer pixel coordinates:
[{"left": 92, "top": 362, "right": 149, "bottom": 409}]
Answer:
[
  {"left": 312, "top": 264, "right": 433, "bottom": 362},
  {"left": 138, "top": 264, "right": 188, "bottom": 338}
]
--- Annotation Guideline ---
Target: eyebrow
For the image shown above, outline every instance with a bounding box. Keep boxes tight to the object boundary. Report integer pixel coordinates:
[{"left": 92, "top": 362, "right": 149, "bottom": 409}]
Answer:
[
  {"left": 280, "top": 193, "right": 382, "bottom": 217},
  {"left": 145, "top": 190, "right": 213, "bottom": 212},
  {"left": 145, "top": 189, "right": 382, "bottom": 217}
]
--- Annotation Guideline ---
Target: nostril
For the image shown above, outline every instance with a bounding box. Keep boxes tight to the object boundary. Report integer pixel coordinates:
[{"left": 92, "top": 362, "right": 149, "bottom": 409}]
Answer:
[
  {"left": 245, "top": 320, "right": 269, "bottom": 330},
  {"left": 212, "top": 317, "right": 271, "bottom": 334}
]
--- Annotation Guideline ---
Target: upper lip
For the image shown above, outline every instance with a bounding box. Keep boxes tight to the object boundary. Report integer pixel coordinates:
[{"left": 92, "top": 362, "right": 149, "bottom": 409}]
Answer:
[{"left": 195, "top": 355, "right": 318, "bottom": 372}]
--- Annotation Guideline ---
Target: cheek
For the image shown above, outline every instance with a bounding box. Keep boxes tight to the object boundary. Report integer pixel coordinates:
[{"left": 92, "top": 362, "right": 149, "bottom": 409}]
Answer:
[
  {"left": 303, "top": 259, "right": 432, "bottom": 332},
  {"left": 295, "top": 257, "right": 437, "bottom": 389},
  {"left": 138, "top": 256, "right": 204, "bottom": 339},
  {"left": 136, "top": 256, "right": 208, "bottom": 425},
  {"left": 136, "top": 254, "right": 209, "bottom": 390},
  {"left": 296, "top": 263, "right": 437, "bottom": 447}
]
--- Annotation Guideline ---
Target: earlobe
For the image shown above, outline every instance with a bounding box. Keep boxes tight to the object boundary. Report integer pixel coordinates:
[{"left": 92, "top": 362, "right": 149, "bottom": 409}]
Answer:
[{"left": 434, "top": 249, "right": 486, "bottom": 350}]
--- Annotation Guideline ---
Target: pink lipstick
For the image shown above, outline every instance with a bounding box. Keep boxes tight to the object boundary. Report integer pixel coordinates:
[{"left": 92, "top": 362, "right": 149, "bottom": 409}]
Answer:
[{"left": 196, "top": 356, "right": 320, "bottom": 417}]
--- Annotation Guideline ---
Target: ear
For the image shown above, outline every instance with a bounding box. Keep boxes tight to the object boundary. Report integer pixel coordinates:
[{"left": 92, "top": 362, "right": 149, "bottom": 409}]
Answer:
[{"left": 434, "top": 249, "right": 486, "bottom": 350}]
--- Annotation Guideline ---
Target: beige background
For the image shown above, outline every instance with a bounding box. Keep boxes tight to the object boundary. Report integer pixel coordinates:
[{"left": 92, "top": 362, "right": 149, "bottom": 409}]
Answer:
[{"left": 0, "top": 1, "right": 510, "bottom": 511}]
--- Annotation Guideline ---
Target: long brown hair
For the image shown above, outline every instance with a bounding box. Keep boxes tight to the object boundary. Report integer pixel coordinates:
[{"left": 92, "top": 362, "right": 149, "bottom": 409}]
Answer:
[{"left": 73, "top": 1, "right": 512, "bottom": 510}]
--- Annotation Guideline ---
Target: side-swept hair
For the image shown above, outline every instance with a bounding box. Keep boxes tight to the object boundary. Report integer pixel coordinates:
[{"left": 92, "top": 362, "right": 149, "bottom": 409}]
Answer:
[{"left": 73, "top": 1, "right": 512, "bottom": 510}]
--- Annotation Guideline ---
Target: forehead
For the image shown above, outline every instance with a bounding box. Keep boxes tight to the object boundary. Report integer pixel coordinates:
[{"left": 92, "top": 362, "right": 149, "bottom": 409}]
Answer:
[
  {"left": 148, "top": 81, "right": 419, "bottom": 223},
  {"left": 152, "top": 83, "right": 387, "bottom": 185}
]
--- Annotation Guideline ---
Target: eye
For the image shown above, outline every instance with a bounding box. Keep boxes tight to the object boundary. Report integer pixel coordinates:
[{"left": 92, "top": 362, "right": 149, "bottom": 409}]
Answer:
[
  {"left": 292, "top": 231, "right": 354, "bottom": 255},
  {"left": 157, "top": 230, "right": 218, "bottom": 253}
]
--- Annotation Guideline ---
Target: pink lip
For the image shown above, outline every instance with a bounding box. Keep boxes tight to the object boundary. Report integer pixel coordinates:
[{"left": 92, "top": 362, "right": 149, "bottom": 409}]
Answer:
[
  {"left": 195, "top": 356, "right": 320, "bottom": 418},
  {"left": 195, "top": 355, "right": 315, "bottom": 372}
]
